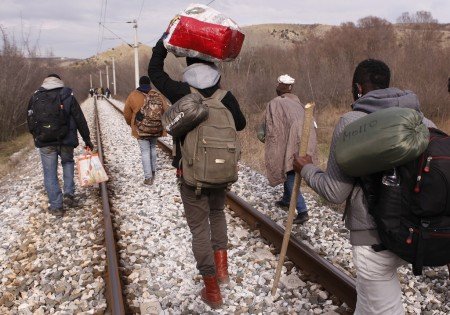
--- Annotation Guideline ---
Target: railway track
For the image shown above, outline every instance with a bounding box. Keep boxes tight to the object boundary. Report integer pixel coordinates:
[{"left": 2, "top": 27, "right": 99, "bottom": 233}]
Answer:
[
  {"left": 102, "top": 97, "right": 357, "bottom": 311},
  {"left": 93, "top": 97, "right": 127, "bottom": 314},
  {"left": 2, "top": 97, "right": 448, "bottom": 313}
]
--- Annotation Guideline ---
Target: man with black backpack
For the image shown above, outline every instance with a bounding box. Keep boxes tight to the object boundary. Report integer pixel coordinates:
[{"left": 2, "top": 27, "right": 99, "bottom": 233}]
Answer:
[
  {"left": 293, "top": 59, "right": 439, "bottom": 314},
  {"left": 124, "top": 75, "right": 168, "bottom": 185},
  {"left": 149, "top": 34, "right": 246, "bottom": 309},
  {"left": 27, "top": 74, "right": 94, "bottom": 217}
]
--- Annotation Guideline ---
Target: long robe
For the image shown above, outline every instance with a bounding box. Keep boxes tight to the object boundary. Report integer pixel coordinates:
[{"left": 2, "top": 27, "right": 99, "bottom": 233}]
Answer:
[{"left": 265, "top": 93, "right": 317, "bottom": 186}]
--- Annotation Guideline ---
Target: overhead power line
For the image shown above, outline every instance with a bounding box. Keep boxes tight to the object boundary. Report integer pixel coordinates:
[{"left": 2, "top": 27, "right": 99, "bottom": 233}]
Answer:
[
  {"left": 96, "top": 0, "right": 105, "bottom": 53},
  {"left": 97, "top": 0, "right": 109, "bottom": 54},
  {"left": 99, "top": 22, "right": 133, "bottom": 47},
  {"left": 137, "top": 0, "right": 145, "bottom": 21}
]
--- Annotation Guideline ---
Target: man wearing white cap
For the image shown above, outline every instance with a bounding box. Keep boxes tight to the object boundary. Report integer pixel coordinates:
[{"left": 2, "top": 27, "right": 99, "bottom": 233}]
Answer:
[{"left": 263, "top": 74, "right": 317, "bottom": 224}]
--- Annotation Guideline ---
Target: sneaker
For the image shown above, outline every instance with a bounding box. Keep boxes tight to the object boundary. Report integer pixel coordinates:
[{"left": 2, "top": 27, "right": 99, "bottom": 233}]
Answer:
[
  {"left": 49, "top": 207, "right": 65, "bottom": 217},
  {"left": 293, "top": 212, "right": 309, "bottom": 224},
  {"left": 275, "top": 200, "right": 289, "bottom": 210},
  {"left": 63, "top": 194, "right": 78, "bottom": 208},
  {"left": 144, "top": 178, "right": 154, "bottom": 185}
]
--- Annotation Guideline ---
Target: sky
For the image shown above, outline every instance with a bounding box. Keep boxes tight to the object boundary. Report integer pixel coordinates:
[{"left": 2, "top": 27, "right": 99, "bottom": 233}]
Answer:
[{"left": 0, "top": 0, "right": 449, "bottom": 59}]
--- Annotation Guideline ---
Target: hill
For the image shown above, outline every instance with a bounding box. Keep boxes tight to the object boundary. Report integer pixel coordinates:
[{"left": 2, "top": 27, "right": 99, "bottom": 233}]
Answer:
[
  {"left": 241, "top": 23, "right": 334, "bottom": 49},
  {"left": 73, "top": 44, "right": 153, "bottom": 68},
  {"left": 67, "top": 22, "right": 450, "bottom": 69},
  {"left": 241, "top": 22, "right": 450, "bottom": 49}
]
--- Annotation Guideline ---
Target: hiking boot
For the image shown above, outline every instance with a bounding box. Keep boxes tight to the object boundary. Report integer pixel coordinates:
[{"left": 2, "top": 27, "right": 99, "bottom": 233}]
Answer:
[
  {"left": 214, "top": 249, "right": 230, "bottom": 285},
  {"left": 63, "top": 194, "right": 78, "bottom": 208},
  {"left": 49, "top": 207, "right": 64, "bottom": 217},
  {"left": 293, "top": 212, "right": 309, "bottom": 224},
  {"left": 201, "top": 275, "right": 223, "bottom": 309},
  {"left": 144, "top": 178, "right": 154, "bottom": 185},
  {"left": 275, "top": 200, "right": 289, "bottom": 211}
]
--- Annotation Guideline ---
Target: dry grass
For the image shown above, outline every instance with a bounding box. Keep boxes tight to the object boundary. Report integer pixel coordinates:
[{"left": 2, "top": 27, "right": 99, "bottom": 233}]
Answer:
[
  {"left": 238, "top": 104, "right": 348, "bottom": 176},
  {"left": 0, "top": 133, "right": 34, "bottom": 177},
  {"left": 436, "top": 116, "right": 450, "bottom": 134}
]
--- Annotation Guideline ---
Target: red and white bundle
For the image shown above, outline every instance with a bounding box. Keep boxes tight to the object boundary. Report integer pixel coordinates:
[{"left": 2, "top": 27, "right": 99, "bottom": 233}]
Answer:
[{"left": 164, "top": 3, "right": 245, "bottom": 62}]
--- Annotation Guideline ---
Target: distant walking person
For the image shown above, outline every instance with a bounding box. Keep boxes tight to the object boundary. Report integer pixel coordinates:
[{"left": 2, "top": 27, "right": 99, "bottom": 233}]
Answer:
[
  {"left": 293, "top": 59, "right": 436, "bottom": 314},
  {"left": 27, "top": 74, "right": 94, "bottom": 217},
  {"left": 96, "top": 87, "right": 103, "bottom": 100},
  {"left": 149, "top": 34, "right": 246, "bottom": 308},
  {"left": 263, "top": 74, "right": 316, "bottom": 224},
  {"left": 124, "top": 76, "right": 168, "bottom": 185}
]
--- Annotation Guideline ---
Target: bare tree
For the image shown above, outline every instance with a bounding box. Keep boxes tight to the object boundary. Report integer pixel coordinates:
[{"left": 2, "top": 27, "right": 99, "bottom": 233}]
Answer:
[{"left": 0, "top": 26, "right": 44, "bottom": 141}]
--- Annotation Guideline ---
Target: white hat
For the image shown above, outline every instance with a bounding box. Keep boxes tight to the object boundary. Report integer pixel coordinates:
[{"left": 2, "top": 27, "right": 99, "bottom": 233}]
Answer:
[{"left": 277, "top": 74, "right": 295, "bottom": 85}]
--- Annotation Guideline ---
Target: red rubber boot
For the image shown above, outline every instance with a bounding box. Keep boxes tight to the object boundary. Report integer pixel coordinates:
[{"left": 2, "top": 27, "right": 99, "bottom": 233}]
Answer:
[
  {"left": 201, "top": 275, "right": 223, "bottom": 309},
  {"left": 214, "top": 249, "right": 230, "bottom": 284}
]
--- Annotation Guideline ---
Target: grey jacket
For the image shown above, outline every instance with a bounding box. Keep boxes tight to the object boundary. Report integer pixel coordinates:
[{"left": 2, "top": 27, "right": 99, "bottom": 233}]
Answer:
[{"left": 301, "top": 88, "right": 436, "bottom": 246}]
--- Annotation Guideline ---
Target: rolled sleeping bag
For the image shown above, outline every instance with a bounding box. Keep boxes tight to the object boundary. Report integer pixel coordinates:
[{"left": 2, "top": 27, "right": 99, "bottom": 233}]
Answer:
[
  {"left": 161, "top": 93, "right": 209, "bottom": 138},
  {"left": 335, "top": 107, "right": 429, "bottom": 177}
]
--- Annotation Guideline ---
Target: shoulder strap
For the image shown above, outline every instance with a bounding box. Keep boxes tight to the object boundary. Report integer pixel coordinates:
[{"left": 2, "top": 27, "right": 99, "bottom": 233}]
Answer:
[
  {"left": 189, "top": 86, "right": 198, "bottom": 94},
  {"left": 210, "top": 89, "right": 228, "bottom": 102},
  {"left": 139, "top": 90, "right": 149, "bottom": 97},
  {"left": 189, "top": 87, "right": 228, "bottom": 102}
]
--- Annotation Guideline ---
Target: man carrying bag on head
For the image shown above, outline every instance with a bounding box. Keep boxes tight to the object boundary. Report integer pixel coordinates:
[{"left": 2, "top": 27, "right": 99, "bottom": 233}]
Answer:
[{"left": 148, "top": 32, "right": 246, "bottom": 308}]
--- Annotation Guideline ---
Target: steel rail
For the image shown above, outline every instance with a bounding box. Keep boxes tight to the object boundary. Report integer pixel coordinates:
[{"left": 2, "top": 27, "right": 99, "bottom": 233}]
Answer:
[
  {"left": 94, "top": 98, "right": 126, "bottom": 314},
  {"left": 103, "top": 97, "right": 357, "bottom": 310}
]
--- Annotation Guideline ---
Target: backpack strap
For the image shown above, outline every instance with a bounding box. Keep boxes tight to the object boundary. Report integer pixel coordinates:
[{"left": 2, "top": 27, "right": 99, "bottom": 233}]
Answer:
[
  {"left": 189, "top": 87, "right": 228, "bottom": 102},
  {"left": 210, "top": 89, "right": 228, "bottom": 102}
]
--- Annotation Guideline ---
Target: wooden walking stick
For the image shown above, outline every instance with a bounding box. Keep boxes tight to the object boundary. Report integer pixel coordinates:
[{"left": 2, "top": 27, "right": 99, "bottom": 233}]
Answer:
[{"left": 271, "top": 102, "right": 315, "bottom": 296}]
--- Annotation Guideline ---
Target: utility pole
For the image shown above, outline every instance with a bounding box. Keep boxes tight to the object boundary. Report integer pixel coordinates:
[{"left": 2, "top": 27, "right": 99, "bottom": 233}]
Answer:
[
  {"left": 127, "top": 19, "right": 139, "bottom": 88},
  {"left": 90, "top": 74, "right": 93, "bottom": 88},
  {"left": 106, "top": 65, "right": 110, "bottom": 88},
  {"left": 112, "top": 57, "right": 117, "bottom": 95},
  {"left": 99, "top": 70, "right": 103, "bottom": 87}
]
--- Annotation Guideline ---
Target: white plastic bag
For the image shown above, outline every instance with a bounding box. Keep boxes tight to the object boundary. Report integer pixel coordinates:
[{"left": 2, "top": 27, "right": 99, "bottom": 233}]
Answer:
[{"left": 77, "top": 152, "right": 109, "bottom": 186}]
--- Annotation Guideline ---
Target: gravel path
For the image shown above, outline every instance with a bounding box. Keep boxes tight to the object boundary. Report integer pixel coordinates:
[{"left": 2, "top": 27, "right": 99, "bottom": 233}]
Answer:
[
  {"left": 1, "top": 96, "right": 448, "bottom": 314},
  {"left": 105, "top": 98, "right": 450, "bottom": 315},
  {"left": 98, "top": 99, "right": 344, "bottom": 314},
  {"left": 0, "top": 98, "right": 107, "bottom": 314}
]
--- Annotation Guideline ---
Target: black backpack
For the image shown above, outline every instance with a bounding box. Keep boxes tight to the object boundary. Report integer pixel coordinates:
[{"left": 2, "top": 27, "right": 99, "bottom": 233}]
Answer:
[
  {"left": 361, "top": 128, "right": 450, "bottom": 275},
  {"left": 29, "top": 89, "right": 69, "bottom": 143}
]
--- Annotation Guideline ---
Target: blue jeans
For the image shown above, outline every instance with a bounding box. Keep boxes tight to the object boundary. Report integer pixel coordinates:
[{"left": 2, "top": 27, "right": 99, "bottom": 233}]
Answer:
[
  {"left": 39, "top": 146, "right": 75, "bottom": 209},
  {"left": 137, "top": 138, "right": 157, "bottom": 179},
  {"left": 281, "top": 171, "right": 307, "bottom": 214}
]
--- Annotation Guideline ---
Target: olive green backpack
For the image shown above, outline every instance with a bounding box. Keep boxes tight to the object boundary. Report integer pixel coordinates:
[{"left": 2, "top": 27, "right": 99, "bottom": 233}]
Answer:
[{"left": 181, "top": 88, "right": 240, "bottom": 194}]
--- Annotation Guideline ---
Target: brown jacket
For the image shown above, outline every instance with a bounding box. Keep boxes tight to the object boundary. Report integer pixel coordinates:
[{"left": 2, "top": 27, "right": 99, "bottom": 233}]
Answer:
[
  {"left": 124, "top": 89, "right": 169, "bottom": 138},
  {"left": 265, "top": 93, "right": 317, "bottom": 186}
]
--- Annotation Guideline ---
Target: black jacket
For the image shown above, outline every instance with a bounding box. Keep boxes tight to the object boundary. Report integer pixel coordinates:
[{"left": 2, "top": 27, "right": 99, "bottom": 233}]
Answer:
[
  {"left": 148, "top": 39, "right": 246, "bottom": 167},
  {"left": 27, "top": 87, "right": 91, "bottom": 148},
  {"left": 148, "top": 39, "right": 246, "bottom": 130}
]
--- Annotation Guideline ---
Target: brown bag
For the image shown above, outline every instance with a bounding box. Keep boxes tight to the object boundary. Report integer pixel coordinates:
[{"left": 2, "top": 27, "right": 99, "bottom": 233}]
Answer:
[{"left": 135, "top": 90, "right": 164, "bottom": 137}]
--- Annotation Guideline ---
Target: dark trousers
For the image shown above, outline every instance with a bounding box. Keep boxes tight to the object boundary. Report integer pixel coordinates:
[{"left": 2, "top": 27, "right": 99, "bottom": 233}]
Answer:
[{"left": 180, "top": 183, "right": 228, "bottom": 276}]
